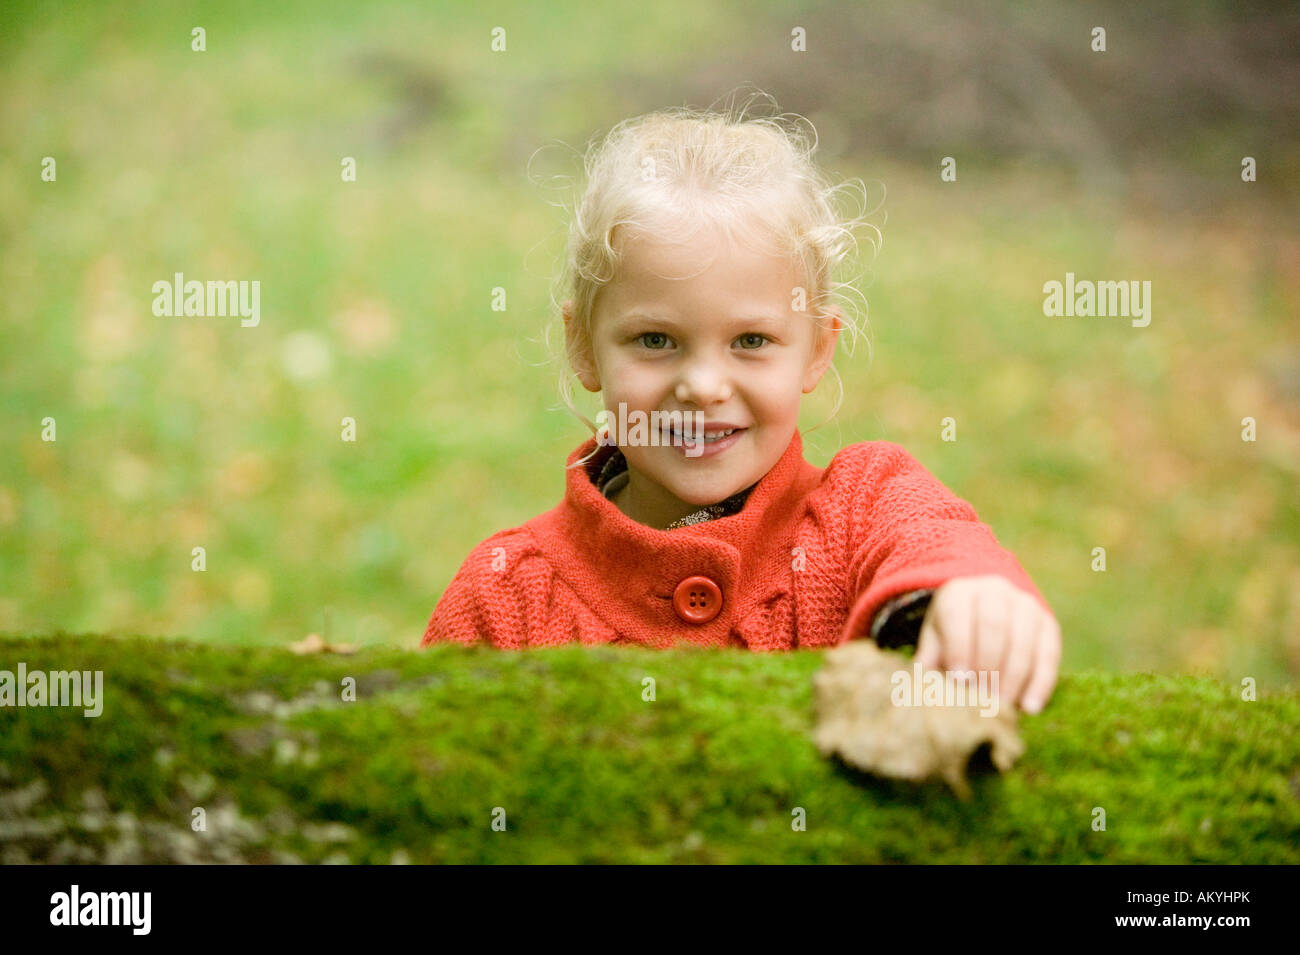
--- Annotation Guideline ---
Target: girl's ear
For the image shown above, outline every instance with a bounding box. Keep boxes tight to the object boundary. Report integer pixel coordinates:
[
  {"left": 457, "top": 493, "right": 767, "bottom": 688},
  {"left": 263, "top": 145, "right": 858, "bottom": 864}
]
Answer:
[
  {"left": 563, "top": 299, "right": 601, "bottom": 392},
  {"left": 802, "top": 306, "right": 842, "bottom": 393}
]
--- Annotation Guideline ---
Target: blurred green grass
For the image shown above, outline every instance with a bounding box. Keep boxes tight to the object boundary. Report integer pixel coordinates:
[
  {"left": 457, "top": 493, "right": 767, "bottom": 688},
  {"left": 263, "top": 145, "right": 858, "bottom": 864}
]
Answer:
[{"left": 0, "top": 1, "right": 1297, "bottom": 689}]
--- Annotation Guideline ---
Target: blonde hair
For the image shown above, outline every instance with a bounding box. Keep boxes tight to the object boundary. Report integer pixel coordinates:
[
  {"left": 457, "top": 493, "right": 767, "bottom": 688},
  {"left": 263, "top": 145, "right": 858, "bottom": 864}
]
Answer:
[{"left": 534, "top": 89, "right": 882, "bottom": 460}]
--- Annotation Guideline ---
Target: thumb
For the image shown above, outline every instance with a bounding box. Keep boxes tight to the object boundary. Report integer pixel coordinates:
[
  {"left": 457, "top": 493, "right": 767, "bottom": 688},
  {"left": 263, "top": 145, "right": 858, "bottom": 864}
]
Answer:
[{"left": 914, "top": 617, "right": 942, "bottom": 670}]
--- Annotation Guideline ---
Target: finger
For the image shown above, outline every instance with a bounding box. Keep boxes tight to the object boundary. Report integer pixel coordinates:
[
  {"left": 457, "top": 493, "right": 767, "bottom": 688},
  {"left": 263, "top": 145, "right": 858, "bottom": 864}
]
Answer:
[
  {"left": 974, "top": 586, "right": 1010, "bottom": 676},
  {"left": 1021, "top": 617, "right": 1062, "bottom": 714},
  {"left": 915, "top": 610, "right": 942, "bottom": 670},
  {"left": 939, "top": 589, "right": 975, "bottom": 675},
  {"left": 1000, "top": 603, "right": 1039, "bottom": 709}
]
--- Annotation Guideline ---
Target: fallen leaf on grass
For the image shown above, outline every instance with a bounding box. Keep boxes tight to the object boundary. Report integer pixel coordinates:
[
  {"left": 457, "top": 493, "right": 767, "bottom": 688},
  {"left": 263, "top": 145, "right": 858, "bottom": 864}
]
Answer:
[
  {"left": 289, "top": 633, "right": 357, "bottom": 655},
  {"left": 812, "top": 640, "right": 1024, "bottom": 799}
]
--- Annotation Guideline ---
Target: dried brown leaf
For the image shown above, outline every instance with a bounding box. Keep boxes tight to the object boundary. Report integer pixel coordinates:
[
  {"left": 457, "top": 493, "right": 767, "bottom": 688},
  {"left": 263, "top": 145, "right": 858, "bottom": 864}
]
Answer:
[
  {"left": 289, "top": 633, "right": 357, "bottom": 655},
  {"left": 812, "top": 640, "right": 1024, "bottom": 799}
]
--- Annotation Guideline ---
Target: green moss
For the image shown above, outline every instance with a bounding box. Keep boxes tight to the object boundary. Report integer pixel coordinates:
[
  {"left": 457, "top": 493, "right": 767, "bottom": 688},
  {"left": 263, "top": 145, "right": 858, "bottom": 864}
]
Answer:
[{"left": 0, "top": 635, "right": 1296, "bottom": 863}]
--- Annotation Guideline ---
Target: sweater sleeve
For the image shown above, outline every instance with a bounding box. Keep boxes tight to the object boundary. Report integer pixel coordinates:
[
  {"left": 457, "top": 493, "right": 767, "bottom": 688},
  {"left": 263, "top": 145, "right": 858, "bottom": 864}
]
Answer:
[
  {"left": 835, "top": 442, "right": 1050, "bottom": 643},
  {"left": 421, "top": 529, "right": 538, "bottom": 649}
]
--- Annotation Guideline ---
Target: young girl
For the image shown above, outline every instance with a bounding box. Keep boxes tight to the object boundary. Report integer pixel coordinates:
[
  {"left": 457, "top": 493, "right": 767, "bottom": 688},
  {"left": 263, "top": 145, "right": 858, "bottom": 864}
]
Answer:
[{"left": 423, "top": 102, "right": 1061, "bottom": 715}]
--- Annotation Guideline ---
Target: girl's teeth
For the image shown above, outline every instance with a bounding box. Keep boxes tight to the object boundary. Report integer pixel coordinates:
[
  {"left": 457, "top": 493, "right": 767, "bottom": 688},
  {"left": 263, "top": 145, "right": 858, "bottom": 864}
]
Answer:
[
  {"left": 678, "top": 429, "right": 735, "bottom": 441},
  {"left": 664, "top": 427, "right": 742, "bottom": 442}
]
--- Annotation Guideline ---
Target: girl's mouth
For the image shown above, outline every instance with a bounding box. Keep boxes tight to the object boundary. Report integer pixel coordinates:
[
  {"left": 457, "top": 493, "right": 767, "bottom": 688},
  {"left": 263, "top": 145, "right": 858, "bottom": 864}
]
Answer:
[{"left": 664, "top": 426, "right": 748, "bottom": 456}]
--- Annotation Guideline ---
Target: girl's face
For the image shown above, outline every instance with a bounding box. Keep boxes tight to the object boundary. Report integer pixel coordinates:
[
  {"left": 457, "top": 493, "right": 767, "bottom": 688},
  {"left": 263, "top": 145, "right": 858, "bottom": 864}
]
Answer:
[{"left": 565, "top": 221, "right": 841, "bottom": 530}]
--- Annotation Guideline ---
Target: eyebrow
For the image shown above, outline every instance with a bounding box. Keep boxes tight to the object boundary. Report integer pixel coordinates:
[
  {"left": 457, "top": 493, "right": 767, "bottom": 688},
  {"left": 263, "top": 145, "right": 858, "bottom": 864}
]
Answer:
[{"left": 616, "top": 312, "right": 789, "bottom": 329}]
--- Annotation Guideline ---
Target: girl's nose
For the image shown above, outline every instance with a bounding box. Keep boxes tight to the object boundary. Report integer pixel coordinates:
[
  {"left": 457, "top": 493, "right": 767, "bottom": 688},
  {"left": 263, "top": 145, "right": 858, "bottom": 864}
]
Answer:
[{"left": 674, "top": 361, "right": 733, "bottom": 405}]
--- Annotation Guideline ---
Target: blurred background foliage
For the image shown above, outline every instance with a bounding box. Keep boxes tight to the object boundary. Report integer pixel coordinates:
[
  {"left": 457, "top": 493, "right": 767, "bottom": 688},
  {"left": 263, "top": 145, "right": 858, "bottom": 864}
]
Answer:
[{"left": 0, "top": 0, "right": 1297, "bottom": 685}]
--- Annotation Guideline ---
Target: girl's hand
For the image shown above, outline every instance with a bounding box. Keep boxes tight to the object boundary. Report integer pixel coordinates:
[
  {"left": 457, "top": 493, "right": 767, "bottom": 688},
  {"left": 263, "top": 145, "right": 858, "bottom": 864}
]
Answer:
[{"left": 913, "top": 575, "right": 1061, "bottom": 714}]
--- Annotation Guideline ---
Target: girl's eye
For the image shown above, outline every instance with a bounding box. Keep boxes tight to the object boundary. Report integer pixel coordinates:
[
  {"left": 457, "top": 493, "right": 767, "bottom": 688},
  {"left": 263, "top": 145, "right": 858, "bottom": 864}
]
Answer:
[{"left": 635, "top": 332, "right": 769, "bottom": 350}]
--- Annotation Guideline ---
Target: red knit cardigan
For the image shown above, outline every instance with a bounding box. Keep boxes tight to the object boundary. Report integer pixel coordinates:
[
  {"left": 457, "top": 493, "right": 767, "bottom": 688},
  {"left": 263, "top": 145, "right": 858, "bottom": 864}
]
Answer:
[{"left": 421, "top": 429, "right": 1050, "bottom": 650}]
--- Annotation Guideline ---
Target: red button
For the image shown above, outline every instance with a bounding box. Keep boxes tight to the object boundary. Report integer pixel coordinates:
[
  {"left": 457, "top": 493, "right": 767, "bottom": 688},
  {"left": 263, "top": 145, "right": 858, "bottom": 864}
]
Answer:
[{"left": 673, "top": 575, "right": 722, "bottom": 624}]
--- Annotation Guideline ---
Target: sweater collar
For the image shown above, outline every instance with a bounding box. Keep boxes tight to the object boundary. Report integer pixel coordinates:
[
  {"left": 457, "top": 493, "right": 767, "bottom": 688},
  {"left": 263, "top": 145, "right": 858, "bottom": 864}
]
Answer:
[
  {"left": 539, "top": 428, "right": 817, "bottom": 643},
  {"left": 594, "top": 446, "right": 755, "bottom": 529}
]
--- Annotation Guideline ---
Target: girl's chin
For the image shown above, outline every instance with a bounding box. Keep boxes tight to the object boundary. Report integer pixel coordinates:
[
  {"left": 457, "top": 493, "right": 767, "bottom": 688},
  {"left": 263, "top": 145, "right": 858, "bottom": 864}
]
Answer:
[{"left": 651, "top": 472, "right": 751, "bottom": 508}]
